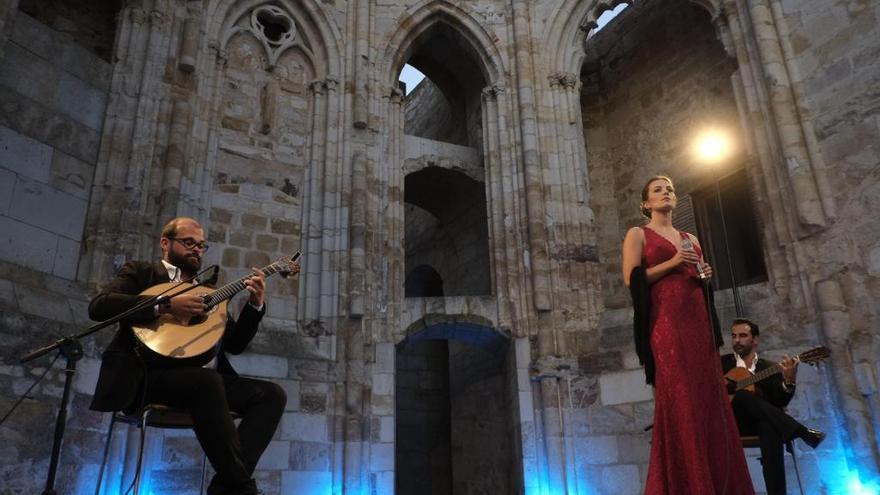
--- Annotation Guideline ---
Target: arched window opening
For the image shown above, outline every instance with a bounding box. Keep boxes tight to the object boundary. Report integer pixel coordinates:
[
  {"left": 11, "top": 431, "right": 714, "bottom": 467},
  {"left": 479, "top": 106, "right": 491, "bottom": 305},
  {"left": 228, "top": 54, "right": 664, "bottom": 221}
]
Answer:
[
  {"left": 405, "top": 167, "right": 490, "bottom": 297},
  {"left": 18, "top": 0, "right": 122, "bottom": 62},
  {"left": 405, "top": 264, "right": 445, "bottom": 297}
]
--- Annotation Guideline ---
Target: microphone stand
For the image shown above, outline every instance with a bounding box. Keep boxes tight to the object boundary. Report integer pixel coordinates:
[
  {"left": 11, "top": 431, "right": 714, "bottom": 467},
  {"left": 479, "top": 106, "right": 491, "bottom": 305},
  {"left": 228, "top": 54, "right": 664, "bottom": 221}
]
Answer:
[{"left": 18, "top": 265, "right": 218, "bottom": 495}]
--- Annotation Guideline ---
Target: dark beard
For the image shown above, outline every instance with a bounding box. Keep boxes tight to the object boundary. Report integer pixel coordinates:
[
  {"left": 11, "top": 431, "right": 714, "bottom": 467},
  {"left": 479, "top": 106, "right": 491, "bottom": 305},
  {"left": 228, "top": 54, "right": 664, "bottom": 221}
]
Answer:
[
  {"left": 733, "top": 344, "right": 752, "bottom": 356},
  {"left": 168, "top": 250, "right": 202, "bottom": 276}
]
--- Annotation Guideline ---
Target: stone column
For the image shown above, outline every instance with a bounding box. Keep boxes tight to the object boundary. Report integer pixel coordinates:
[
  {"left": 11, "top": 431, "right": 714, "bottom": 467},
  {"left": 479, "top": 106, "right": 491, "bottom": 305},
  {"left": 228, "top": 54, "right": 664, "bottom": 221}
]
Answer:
[
  {"left": 486, "top": 83, "right": 533, "bottom": 337},
  {"left": 81, "top": 0, "right": 179, "bottom": 285},
  {"left": 511, "top": 0, "right": 551, "bottom": 312},
  {"left": 177, "top": 3, "right": 201, "bottom": 73},
  {"left": 481, "top": 85, "right": 514, "bottom": 329},
  {"left": 721, "top": 0, "right": 813, "bottom": 309},
  {"left": 746, "top": 0, "right": 827, "bottom": 233},
  {"left": 816, "top": 278, "right": 880, "bottom": 475},
  {"left": 349, "top": 151, "right": 367, "bottom": 317},
  {"left": 352, "top": 0, "right": 370, "bottom": 129},
  {"left": 301, "top": 78, "right": 328, "bottom": 320}
]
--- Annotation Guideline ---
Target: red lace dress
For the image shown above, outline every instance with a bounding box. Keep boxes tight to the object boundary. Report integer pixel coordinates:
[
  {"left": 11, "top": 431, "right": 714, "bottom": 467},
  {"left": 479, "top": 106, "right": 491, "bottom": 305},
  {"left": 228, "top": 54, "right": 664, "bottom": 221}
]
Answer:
[{"left": 642, "top": 227, "right": 754, "bottom": 495}]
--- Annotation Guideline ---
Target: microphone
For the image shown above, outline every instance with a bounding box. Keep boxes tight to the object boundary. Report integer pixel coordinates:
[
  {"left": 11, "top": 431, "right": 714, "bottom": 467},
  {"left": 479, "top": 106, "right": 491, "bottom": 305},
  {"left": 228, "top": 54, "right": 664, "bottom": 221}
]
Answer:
[{"left": 680, "top": 237, "right": 708, "bottom": 280}]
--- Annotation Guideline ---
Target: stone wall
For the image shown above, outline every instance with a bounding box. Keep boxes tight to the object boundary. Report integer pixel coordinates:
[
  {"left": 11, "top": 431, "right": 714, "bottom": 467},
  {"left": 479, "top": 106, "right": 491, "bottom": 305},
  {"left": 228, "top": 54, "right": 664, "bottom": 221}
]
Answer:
[
  {"left": 404, "top": 78, "right": 468, "bottom": 146},
  {"left": 0, "top": 11, "right": 109, "bottom": 280},
  {"left": 0, "top": 0, "right": 878, "bottom": 493}
]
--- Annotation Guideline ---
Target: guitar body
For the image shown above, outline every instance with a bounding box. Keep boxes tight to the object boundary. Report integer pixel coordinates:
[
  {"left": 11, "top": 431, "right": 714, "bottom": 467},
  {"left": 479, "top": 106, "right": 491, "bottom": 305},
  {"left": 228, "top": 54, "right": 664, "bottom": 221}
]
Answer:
[
  {"left": 724, "top": 367, "right": 756, "bottom": 395},
  {"left": 131, "top": 282, "right": 228, "bottom": 365}
]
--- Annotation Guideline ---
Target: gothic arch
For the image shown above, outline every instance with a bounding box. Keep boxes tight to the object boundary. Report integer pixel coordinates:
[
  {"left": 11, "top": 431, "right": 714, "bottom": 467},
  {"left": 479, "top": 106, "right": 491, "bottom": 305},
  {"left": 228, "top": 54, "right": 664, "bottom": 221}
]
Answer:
[
  {"left": 379, "top": 0, "right": 507, "bottom": 89},
  {"left": 401, "top": 315, "right": 505, "bottom": 351},
  {"left": 205, "top": 0, "right": 343, "bottom": 77}
]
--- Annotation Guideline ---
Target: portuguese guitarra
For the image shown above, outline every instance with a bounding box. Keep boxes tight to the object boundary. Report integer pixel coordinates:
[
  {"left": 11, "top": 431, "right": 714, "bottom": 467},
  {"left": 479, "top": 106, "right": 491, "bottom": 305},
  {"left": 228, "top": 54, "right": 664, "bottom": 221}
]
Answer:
[{"left": 132, "top": 252, "right": 300, "bottom": 364}]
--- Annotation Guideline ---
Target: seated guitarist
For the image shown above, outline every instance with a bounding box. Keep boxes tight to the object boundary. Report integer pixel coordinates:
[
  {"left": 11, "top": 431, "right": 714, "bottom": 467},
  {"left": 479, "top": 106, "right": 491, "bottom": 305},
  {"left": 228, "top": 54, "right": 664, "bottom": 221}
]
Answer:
[
  {"left": 721, "top": 318, "right": 825, "bottom": 495},
  {"left": 89, "top": 217, "right": 296, "bottom": 495}
]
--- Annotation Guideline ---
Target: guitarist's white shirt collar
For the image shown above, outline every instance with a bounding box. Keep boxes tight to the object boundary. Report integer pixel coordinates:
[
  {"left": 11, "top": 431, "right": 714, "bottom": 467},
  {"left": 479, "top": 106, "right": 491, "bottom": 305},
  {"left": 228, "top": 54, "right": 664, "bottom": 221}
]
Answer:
[
  {"left": 734, "top": 351, "right": 758, "bottom": 374},
  {"left": 161, "top": 259, "right": 183, "bottom": 283}
]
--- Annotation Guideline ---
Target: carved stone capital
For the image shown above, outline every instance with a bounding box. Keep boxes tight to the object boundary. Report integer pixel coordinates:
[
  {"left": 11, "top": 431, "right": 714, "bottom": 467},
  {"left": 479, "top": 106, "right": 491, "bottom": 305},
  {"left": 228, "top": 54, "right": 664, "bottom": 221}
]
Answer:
[
  {"left": 130, "top": 8, "right": 147, "bottom": 25},
  {"left": 482, "top": 84, "right": 506, "bottom": 99},
  {"left": 308, "top": 79, "right": 326, "bottom": 95}
]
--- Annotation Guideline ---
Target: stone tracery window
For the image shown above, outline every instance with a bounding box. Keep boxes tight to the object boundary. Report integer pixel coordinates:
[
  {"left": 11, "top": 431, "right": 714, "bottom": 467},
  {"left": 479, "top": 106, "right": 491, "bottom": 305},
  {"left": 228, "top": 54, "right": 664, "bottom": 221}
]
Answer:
[{"left": 252, "top": 5, "right": 295, "bottom": 46}]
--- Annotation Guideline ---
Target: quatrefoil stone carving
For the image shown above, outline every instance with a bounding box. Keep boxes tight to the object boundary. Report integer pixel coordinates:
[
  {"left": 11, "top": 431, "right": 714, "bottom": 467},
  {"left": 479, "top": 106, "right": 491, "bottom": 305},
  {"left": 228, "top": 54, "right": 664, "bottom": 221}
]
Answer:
[{"left": 249, "top": 5, "right": 297, "bottom": 66}]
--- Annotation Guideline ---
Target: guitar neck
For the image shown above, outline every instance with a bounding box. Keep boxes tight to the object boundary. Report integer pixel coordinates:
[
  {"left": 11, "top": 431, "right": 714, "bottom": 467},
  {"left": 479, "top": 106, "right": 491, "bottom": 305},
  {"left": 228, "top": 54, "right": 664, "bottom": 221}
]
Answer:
[{"left": 203, "top": 264, "right": 283, "bottom": 308}]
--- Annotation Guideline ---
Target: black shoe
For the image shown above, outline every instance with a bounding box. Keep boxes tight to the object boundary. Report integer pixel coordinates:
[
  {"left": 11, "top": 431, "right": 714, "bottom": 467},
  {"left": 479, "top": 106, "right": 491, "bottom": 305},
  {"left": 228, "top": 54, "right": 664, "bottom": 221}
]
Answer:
[
  {"left": 208, "top": 477, "right": 258, "bottom": 495},
  {"left": 800, "top": 428, "right": 826, "bottom": 449}
]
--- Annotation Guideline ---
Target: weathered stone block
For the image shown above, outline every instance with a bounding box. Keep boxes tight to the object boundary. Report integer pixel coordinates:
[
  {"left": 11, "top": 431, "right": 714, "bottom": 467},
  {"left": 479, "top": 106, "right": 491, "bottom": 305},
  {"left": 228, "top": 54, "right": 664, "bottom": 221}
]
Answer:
[
  {"left": 54, "top": 72, "right": 106, "bottom": 131},
  {"left": 208, "top": 225, "right": 227, "bottom": 243},
  {"left": 226, "top": 353, "right": 288, "bottom": 378},
  {"left": 256, "top": 440, "right": 291, "bottom": 470},
  {"left": 271, "top": 218, "right": 297, "bottom": 234},
  {"left": 222, "top": 247, "right": 240, "bottom": 268},
  {"left": 0, "top": 43, "right": 60, "bottom": 106},
  {"left": 281, "top": 470, "right": 331, "bottom": 495},
  {"left": 242, "top": 213, "right": 268, "bottom": 230},
  {"left": 369, "top": 442, "right": 394, "bottom": 472},
  {"left": 53, "top": 236, "right": 80, "bottom": 280},
  {"left": 0, "top": 83, "right": 101, "bottom": 164},
  {"left": 0, "top": 124, "right": 53, "bottom": 182},
  {"left": 581, "top": 435, "right": 619, "bottom": 465},
  {"left": 9, "top": 177, "right": 87, "bottom": 240},
  {"left": 229, "top": 230, "right": 252, "bottom": 248},
  {"left": 0, "top": 216, "right": 57, "bottom": 273},
  {"left": 599, "top": 369, "right": 653, "bottom": 406},
  {"left": 244, "top": 251, "right": 272, "bottom": 268},
  {"left": 280, "top": 412, "right": 328, "bottom": 442},
  {"left": 601, "top": 464, "right": 642, "bottom": 494},
  {"left": 278, "top": 379, "right": 301, "bottom": 411},
  {"left": 49, "top": 150, "right": 92, "bottom": 200},
  {"left": 300, "top": 394, "right": 327, "bottom": 413},
  {"left": 289, "top": 441, "right": 331, "bottom": 471},
  {"left": 256, "top": 234, "right": 279, "bottom": 252},
  {"left": 210, "top": 207, "right": 233, "bottom": 224}
]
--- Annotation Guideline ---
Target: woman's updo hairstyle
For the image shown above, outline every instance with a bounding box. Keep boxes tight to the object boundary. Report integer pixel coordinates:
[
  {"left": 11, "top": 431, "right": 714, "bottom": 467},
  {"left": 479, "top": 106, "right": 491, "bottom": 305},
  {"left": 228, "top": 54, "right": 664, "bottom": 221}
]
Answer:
[{"left": 640, "top": 175, "right": 674, "bottom": 219}]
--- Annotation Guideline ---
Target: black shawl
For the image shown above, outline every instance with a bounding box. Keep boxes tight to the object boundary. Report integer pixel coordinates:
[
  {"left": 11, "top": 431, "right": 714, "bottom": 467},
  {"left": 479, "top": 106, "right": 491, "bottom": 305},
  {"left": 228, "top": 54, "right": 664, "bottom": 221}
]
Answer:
[{"left": 629, "top": 266, "right": 723, "bottom": 386}]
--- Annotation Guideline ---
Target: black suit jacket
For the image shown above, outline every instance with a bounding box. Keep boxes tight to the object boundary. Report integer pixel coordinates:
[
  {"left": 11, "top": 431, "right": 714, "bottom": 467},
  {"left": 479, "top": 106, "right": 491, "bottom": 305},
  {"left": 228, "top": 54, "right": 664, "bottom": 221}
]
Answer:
[
  {"left": 721, "top": 353, "right": 795, "bottom": 408},
  {"left": 88, "top": 260, "right": 265, "bottom": 412}
]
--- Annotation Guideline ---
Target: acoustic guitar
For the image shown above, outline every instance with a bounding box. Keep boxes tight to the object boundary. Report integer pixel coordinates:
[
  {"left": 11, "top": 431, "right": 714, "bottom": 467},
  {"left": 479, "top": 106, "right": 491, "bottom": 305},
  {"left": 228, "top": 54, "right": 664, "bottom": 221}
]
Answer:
[
  {"left": 132, "top": 252, "right": 300, "bottom": 365},
  {"left": 724, "top": 346, "right": 830, "bottom": 396}
]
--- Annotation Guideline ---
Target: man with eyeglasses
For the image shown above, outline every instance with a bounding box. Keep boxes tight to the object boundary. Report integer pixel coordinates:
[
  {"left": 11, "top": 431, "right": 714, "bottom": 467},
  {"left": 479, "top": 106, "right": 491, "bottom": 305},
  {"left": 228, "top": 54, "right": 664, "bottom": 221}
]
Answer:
[{"left": 89, "top": 217, "right": 293, "bottom": 495}]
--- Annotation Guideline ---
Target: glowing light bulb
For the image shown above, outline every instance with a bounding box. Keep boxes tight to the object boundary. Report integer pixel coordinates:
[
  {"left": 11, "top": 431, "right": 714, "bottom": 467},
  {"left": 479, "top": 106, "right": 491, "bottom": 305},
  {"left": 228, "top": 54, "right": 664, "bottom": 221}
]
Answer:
[{"left": 694, "top": 130, "right": 730, "bottom": 163}]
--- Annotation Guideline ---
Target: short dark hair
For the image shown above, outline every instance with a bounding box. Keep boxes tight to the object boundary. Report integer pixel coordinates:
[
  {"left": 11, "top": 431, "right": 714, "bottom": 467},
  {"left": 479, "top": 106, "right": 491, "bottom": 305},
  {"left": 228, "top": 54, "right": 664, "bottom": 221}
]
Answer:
[{"left": 732, "top": 317, "right": 759, "bottom": 337}]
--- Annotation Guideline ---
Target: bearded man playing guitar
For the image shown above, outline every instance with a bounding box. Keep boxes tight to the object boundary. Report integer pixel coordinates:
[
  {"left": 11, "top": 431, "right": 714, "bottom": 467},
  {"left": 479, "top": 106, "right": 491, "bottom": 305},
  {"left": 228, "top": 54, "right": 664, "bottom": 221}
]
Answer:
[
  {"left": 89, "top": 217, "right": 298, "bottom": 495},
  {"left": 721, "top": 318, "right": 825, "bottom": 495}
]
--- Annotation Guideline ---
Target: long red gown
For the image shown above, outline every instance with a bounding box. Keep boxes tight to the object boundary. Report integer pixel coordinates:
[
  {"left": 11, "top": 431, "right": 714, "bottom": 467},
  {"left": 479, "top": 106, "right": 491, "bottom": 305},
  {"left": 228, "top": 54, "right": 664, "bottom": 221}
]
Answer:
[{"left": 642, "top": 227, "right": 754, "bottom": 495}]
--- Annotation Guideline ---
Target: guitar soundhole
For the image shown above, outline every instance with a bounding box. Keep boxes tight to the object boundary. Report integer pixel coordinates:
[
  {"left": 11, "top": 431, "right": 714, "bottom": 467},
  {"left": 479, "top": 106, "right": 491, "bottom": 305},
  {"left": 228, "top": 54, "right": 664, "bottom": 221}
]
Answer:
[{"left": 189, "top": 314, "right": 208, "bottom": 325}]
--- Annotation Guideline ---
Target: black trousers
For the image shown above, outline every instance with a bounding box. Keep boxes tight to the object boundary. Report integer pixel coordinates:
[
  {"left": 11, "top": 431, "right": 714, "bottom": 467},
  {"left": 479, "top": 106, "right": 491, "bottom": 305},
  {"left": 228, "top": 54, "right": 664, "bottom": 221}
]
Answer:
[
  {"left": 143, "top": 366, "right": 286, "bottom": 492},
  {"left": 731, "top": 391, "right": 802, "bottom": 495}
]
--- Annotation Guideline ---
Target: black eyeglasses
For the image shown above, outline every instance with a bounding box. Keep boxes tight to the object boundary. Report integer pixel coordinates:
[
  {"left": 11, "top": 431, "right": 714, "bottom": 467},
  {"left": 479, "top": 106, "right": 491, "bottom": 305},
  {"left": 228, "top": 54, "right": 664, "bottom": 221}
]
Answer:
[{"left": 168, "top": 237, "right": 209, "bottom": 251}]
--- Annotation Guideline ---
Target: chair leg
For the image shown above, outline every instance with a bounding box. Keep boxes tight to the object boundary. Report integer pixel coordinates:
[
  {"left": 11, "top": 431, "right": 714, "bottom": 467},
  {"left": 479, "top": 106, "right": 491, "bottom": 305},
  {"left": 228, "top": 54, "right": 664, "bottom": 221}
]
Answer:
[
  {"left": 787, "top": 441, "right": 806, "bottom": 495},
  {"left": 94, "top": 414, "right": 119, "bottom": 495},
  {"left": 132, "top": 409, "right": 152, "bottom": 495},
  {"left": 200, "top": 453, "right": 208, "bottom": 495}
]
